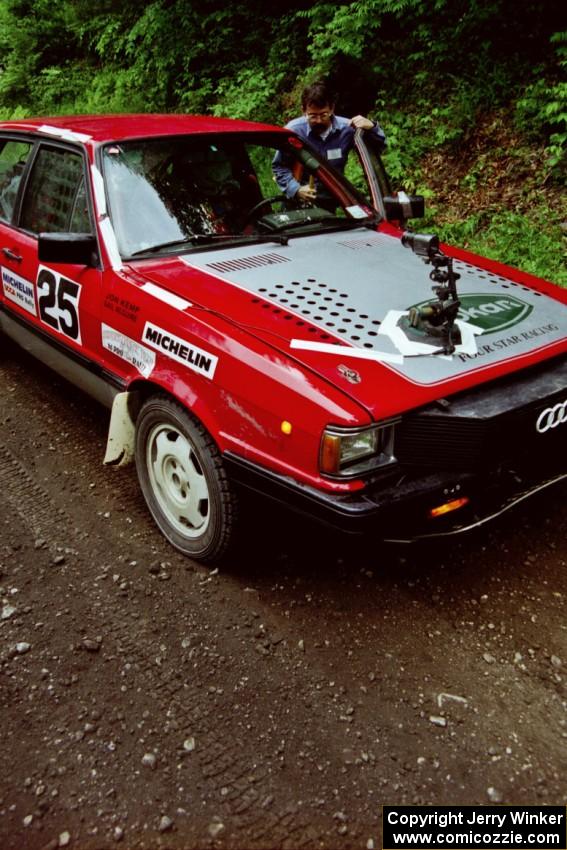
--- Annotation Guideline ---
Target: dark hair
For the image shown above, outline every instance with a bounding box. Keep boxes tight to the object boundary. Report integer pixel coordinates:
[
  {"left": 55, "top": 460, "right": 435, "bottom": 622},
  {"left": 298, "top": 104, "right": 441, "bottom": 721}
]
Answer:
[{"left": 301, "top": 80, "right": 336, "bottom": 111}]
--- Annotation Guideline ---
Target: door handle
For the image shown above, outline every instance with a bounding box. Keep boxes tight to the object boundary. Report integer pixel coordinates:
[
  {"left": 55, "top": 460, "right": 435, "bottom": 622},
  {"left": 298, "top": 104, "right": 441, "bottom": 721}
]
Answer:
[{"left": 2, "top": 247, "right": 23, "bottom": 263}]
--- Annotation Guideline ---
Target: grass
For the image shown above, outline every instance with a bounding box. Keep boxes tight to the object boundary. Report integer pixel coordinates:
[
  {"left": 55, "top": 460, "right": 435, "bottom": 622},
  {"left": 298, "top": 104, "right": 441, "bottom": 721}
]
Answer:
[{"left": 427, "top": 209, "right": 567, "bottom": 287}]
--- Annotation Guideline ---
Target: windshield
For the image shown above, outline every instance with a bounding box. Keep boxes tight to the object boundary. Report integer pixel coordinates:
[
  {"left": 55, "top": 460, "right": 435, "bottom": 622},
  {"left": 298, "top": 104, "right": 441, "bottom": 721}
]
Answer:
[{"left": 102, "top": 132, "right": 374, "bottom": 257}]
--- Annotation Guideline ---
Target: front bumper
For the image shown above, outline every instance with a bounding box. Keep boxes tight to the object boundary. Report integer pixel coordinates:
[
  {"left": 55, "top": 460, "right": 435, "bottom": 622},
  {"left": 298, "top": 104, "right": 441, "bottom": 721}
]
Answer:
[
  {"left": 224, "top": 452, "right": 567, "bottom": 541},
  {"left": 226, "top": 355, "right": 567, "bottom": 540}
]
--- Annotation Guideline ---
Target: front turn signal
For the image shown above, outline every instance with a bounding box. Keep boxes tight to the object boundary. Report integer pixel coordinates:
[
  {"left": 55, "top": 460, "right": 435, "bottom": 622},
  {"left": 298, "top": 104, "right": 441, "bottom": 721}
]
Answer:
[{"left": 429, "top": 497, "right": 470, "bottom": 519}]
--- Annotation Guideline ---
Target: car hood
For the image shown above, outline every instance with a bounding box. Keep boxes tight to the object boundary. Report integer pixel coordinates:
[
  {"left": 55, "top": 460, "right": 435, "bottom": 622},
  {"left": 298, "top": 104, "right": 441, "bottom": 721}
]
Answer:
[{"left": 132, "top": 228, "right": 567, "bottom": 420}]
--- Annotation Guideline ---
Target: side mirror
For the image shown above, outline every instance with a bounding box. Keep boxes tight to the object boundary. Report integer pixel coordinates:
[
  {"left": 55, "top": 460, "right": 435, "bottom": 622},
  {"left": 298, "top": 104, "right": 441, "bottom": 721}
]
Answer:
[
  {"left": 38, "top": 232, "right": 98, "bottom": 266},
  {"left": 383, "top": 192, "right": 425, "bottom": 221}
]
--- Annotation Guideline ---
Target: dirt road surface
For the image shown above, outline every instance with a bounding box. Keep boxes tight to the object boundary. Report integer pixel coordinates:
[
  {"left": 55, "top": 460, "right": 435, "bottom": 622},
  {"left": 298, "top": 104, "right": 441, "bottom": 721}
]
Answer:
[{"left": 1, "top": 347, "right": 566, "bottom": 850}]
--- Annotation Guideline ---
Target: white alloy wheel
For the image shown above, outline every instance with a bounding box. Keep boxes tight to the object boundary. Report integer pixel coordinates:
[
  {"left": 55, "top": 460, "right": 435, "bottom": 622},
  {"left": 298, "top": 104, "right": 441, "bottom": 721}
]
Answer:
[
  {"left": 135, "top": 396, "right": 236, "bottom": 561},
  {"left": 146, "top": 421, "right": 211, "bottom": 538}
]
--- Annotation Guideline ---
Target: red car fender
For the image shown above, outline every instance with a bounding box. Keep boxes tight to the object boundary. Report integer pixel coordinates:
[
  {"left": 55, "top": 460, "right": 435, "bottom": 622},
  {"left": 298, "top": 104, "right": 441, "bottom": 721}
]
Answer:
[{"left": 104, "top": 278, "right": 371, "bottom": 491}]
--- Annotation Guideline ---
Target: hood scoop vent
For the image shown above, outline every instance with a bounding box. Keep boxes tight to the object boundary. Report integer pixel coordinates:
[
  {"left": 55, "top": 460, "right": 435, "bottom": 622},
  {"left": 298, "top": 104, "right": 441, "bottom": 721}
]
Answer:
[{"left": 206, "top": 252, "right": 290, "bottom": 274}]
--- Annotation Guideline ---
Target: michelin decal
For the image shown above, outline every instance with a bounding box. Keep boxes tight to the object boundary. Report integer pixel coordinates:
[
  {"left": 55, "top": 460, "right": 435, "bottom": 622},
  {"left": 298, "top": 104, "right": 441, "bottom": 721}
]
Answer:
[
  {"left": 142, "top": 322, "right": 218, "bottom": 379},
  {"left": 1, "top": 267, "right": 36, "bottom": 316}
]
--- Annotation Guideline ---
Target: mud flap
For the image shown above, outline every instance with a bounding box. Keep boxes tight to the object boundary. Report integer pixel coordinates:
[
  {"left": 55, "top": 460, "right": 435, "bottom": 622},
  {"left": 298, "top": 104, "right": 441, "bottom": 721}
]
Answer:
[{"left": 103, "top": 392, "right": 137, "bottom": 467}]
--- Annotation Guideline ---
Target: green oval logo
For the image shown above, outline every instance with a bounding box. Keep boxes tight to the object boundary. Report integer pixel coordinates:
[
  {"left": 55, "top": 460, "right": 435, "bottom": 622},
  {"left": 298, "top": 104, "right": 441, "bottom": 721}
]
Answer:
[{"left": 410, "top": 293, "right": 533, "bottom": 334}]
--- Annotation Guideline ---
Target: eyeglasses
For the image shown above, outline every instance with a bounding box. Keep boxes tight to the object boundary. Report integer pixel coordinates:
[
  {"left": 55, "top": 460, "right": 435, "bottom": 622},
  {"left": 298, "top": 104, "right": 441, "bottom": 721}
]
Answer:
[{"left": 306, "top": 111, "right": 332, "bottom": 120}]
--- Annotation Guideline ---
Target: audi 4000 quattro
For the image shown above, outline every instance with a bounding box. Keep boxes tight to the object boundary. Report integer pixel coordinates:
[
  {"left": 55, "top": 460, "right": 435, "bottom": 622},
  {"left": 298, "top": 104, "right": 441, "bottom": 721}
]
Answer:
[{"left": 0, "top": 114, "right": 565, "bottom": 561}]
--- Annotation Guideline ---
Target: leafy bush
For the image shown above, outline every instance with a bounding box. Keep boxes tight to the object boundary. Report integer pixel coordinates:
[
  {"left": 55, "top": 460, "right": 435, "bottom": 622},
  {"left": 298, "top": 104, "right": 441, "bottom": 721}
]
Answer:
[
  {"left": 0, "top": 0, "right": 564, "bottom": 283},
  {"left": 433, "top": 211, "right": 567, "bottom": 287},
  {"left": 515, "top": 32, "right": 567, "bottom": 170}
]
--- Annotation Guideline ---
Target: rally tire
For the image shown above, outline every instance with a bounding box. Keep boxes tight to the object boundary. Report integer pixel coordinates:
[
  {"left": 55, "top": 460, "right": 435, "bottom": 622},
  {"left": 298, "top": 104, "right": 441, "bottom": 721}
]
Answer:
[{"left": 135, "top": 395, "right": 237, "bottom": 563}]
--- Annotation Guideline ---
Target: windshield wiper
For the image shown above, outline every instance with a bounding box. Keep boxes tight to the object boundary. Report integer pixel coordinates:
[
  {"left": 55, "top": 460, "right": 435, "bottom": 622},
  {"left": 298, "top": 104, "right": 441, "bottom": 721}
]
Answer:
[
  {"left": 130, "top": 237, "right": 196, "bottom": 256},
  {"left": 264, "top": 216, "right": 375, "bottom": 235},
  {"left": 191, "top": 233, "right": 289, "bottom": 246},
  {"left": 130, "top": 232, "right": 289, "bottom": 257}
]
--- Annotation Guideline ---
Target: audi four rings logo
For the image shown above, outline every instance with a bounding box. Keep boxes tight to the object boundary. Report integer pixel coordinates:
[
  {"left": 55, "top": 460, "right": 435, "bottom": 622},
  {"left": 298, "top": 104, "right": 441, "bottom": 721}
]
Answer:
[{"left": 536, "top": 399, "right": 567, "bottom": 433}]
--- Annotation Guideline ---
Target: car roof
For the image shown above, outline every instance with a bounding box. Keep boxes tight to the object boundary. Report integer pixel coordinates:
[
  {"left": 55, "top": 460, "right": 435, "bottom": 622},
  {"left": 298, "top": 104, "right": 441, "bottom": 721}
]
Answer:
[{"left": 0, "top": 113, "right": 286, "bottom": 144}]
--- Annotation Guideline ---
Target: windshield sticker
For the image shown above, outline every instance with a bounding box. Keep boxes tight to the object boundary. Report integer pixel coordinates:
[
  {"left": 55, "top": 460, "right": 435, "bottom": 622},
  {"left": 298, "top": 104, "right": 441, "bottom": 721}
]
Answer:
[
  {"left": 409, "top": 293, "right": 533, "bottom": 335},
  {"left": 141, "top": 282, "right": 192, "bottom": 310},
  {"left": 1, "top": 267, "right": 36, "bottom": 316},
  {"left": 345, "top": 205, "right": 369, "bottom": 219},
  {"left": 102, "top": 324, "right": 155, "bottom": 377},
  {"left": 143, "top": 322, "right": 218, "bottom": 378}
]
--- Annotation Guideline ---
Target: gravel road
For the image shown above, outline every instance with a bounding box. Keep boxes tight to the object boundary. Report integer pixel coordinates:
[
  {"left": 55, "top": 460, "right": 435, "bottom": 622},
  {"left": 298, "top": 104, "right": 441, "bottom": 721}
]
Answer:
[{"left": 1, "top": 347, "right": 566, "bottom": 850}]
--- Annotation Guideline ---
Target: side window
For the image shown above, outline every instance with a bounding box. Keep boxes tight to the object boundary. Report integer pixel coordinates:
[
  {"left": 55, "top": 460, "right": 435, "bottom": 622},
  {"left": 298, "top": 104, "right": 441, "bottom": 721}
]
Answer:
[
  {"left": 246, "top": 144, "right": 276, "bottom": 198},
  {"left": 0, "top": 139, "right": 33, "bottom": 223},
  {"left": 20, "top": 146, "right": 92, "bottom": 234}
]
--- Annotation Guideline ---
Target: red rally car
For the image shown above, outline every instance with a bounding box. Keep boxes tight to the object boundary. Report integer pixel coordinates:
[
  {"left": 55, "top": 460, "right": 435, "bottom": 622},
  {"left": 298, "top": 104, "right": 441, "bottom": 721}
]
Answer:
[{"left": 0, "top": 114, "right": 565, "bottom": 561}]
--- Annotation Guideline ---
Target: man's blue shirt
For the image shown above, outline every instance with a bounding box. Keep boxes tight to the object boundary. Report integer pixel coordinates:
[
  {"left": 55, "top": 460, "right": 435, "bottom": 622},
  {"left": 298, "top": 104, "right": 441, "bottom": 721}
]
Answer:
[{"left": 272, "top": 114, "right": 386, "bottom": 198}]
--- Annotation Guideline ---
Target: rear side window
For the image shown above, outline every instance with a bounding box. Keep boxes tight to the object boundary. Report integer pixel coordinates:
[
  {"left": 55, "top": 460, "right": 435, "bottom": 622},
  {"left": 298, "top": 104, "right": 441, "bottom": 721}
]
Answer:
[
  {"left": 20, "top": 146, "right": 92, "bottom": 234},
  {"left": 0, "top": 139, "right": 33, "bottom": 223}
]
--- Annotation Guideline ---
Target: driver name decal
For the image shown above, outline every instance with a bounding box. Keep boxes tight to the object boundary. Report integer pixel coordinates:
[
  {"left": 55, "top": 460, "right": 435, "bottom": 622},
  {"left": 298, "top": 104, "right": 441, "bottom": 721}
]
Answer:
[
  {"left": 1, "top": 267, "right": 36, "bottom": 315},
  {"left": 143, "top": 322, "right": 218, "bottom": 378}
]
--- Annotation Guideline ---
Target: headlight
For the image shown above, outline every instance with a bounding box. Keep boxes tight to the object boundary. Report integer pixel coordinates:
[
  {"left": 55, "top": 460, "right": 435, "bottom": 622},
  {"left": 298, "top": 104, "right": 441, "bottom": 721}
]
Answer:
[{"left": 320, "top": 421, "right": 398, "bottom": 477}]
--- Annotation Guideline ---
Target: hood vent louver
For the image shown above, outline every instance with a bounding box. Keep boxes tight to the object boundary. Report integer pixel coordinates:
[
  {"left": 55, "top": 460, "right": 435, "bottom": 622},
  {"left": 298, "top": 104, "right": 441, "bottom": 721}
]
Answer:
[
  {"left": 206, "top": 252, "right": 291, "bottom": 274},
  {"left": 336, "top": 233, "right": 389, "bottom": 250}
]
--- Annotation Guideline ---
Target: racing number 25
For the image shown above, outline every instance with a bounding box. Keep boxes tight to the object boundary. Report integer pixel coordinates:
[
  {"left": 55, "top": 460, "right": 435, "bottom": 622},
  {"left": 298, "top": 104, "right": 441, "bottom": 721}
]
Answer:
[{"left": 37, "top": 268, "right": 82, "bottom": 343}]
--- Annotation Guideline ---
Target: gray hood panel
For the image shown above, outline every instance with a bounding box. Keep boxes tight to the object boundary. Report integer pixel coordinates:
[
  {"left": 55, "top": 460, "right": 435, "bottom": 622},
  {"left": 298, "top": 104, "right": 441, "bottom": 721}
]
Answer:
[{"left": 181, "top": 229, "right": 567, "bottom": 386}]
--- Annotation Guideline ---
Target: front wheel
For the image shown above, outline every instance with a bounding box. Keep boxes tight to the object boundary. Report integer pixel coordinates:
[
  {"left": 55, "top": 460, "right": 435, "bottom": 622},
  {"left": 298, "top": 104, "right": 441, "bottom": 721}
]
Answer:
[{"left": 135, "top": 395, "right": 237, "bottom": 562}]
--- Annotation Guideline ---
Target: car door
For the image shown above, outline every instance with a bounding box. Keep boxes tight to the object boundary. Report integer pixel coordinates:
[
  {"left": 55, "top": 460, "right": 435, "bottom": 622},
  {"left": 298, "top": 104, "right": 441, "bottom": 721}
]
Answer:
[
  {"left": 352, "top": 129, "right": 426, "bottom": 225},
  {"left": 0, "top": 135, "right": 37, "bottom": 316},
  {"left": 351, "top": 128, "right": 392, "bottom": 219},
  {"left": 0, "top": 137, "right": 103, "bottom": 369}
]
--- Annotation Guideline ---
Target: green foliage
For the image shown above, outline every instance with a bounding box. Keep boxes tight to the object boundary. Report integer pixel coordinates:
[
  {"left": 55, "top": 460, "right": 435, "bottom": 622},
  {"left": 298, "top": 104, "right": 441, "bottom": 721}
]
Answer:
[
  {"left": 344, "top": 155, "right": 367, "bottom": 194},
  {"left": 515, "top": 32, "right": 567, "bottom": 171},
  {"left": 426, "top": 210, "right": 567, "bottom": 288},
  {"left": 379, "top": 80, "right": 488, "bottom": 186},
  {"left": 212, "top": 66, "right": 286, "bottom": 122},
  {"left": 0, "top": 0, "right": 564, "bottom": 282}
]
